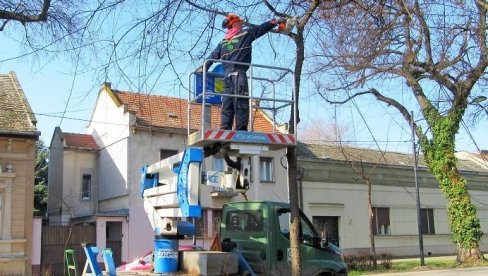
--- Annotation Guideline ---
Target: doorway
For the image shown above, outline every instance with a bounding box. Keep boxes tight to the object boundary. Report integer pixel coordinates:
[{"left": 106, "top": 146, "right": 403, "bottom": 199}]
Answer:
[
  {"left": 312, "top": 216, "right": 339, "bottom": 246},
  {"left": 106, "top": 221, "right": 122, "bottom": 266}
]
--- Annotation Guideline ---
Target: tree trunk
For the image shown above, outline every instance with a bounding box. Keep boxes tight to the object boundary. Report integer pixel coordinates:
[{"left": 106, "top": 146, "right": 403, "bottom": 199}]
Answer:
[
  {"left": 287, "top": 146, "right": 302, "bottom": 276},
  {"left": 286, "top": 21, "right": 306, "bottom": 276},
  {"left": 457, "top": 247, "right": 484, "bottom": 262},
  {"left": 420, "top": 116, "right": 484, "bottom": 263}
]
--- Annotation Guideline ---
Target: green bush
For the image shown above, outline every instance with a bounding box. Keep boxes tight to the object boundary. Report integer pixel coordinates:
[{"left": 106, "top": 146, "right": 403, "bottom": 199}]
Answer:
[{"left": 344, "top": 253, "right": 392, "bottom": 271}]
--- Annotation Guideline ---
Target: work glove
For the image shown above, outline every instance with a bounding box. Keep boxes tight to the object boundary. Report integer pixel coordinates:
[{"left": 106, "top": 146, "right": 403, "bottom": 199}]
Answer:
[{"left": 275, "top": 17, "right": 287, "bottom": 32}]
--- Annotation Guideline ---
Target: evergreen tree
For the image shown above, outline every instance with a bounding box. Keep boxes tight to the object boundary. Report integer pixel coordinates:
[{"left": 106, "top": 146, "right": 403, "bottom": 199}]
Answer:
[{"left": 34, "top": 140, "right": 48, "bottom": 217}]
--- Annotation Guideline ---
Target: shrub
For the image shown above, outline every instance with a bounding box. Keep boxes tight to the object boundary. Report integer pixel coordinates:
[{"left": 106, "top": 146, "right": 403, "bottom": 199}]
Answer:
[{"left": 344, "top": 253, "right": 392, "bottom": 271}]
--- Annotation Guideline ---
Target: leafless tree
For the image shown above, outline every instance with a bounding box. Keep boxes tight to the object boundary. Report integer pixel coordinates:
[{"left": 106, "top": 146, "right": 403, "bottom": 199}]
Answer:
[
  {"left": 339, "top": 147, "right": 382, "bottom": 267},
  {"left": 0, "top": 0, "right": 87, "bottom": 52},
  {"left": 313, "top": 0, "right": 487, "bottom": 262},
  {"left": 301, "top": 118, "right": 380, "bottom": 266},
  {"left": 3, "top": 1, "right": 322, "bottom": 274}
]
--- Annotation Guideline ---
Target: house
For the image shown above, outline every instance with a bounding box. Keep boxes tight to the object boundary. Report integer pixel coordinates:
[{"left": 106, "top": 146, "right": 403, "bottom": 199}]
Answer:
[
  {"left": 296, "top": 142, "right": 488, "bottom": 257},
  {"left": 47, "top": 82, "right": 289, "bottom": 264},
  {"left": 0, "top": 72, "right": 40, "bottom": 275},
  {"left": 48, "top": 81, "right": 488, "bottom": 263}
]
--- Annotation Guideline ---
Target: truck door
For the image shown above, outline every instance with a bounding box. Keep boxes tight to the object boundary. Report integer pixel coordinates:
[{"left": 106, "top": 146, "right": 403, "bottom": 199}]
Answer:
[
  {"left": 274, "top": 209, "right": 319, "bottom": 275},
  {"left": 223, "top": 209, "right": 270, "bottom": 274}
]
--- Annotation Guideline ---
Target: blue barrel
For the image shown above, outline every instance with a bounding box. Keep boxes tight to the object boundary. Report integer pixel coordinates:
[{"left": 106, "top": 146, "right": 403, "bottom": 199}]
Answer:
[{"left": 154, "top": 237, "right": 179, "bottom": 273}]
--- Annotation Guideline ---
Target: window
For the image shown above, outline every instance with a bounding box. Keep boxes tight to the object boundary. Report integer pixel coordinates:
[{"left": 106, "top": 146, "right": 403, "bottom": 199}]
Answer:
[
  {"left": 260, "top": 157, "right": 274, "bottom": 182},
  {"left": 225, "top": 210, "right": 264, "bottom": 232},
  {"left": 194, "top": 212, "right": 206, "bottom": 238},
  {"left": 420, "top": 208, "right": 435, "bottom": 234},
  {"left": 212, "top": 210, "right": 222, "bottom": 236},
  {"left": 313, "top": 216, "right": 339, "bottom": 246},
  {"left": 373, "top": 207, "right": 390, "bottom": 235},
  {"left": 277, "top": 209, "right": 318, "bottom": 245},
  {"left": 81, "top": 174, "right": 91, "bottom": 200},
  {"left": 214, "top": 156, "right": 224, "bottom": 171},
  {"left": 160, "top": 149, "right": 178, "bottom": 160},
  {"left": 194, "top": 210, "right": 222, "bottom": 238}
]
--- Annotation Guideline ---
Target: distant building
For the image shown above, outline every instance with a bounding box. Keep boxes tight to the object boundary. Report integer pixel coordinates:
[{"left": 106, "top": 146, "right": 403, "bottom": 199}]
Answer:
[
  {"left": 0, "top": 72, "right": 40, "bottom": 275},
  {"left": 297, "top": 142, "right": 488, "bottom": 256}
]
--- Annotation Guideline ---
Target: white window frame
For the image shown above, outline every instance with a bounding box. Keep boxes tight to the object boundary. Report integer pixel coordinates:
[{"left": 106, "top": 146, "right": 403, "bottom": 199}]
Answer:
[{"left": 260, "top": 157, "right": 274, "bottom": 183}]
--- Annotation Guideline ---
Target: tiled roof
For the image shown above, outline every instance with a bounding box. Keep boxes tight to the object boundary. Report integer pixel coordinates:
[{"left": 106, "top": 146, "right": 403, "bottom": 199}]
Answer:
[
  {"left": 0, "top": 72, "right": 38, "bottom": 135},
  {"left": 63, "top": 132, "right": 99, "bottom": 151},
  {"left": 297, "top": 142, "right": 488, "bottom": 172},
  {"left": 112, "top": 90, "right": 274, "bottom": 132}
]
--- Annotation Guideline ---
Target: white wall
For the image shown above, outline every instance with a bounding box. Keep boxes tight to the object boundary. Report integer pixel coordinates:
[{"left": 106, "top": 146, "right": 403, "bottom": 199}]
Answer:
[
  {"left": 31, "top": 217, "right": 42, "bottom": 266},
  {"left": 60, "top": 150, "right": 97, "bottom": 221},
  {"left": 87, "top": 88, "right": 131, "bottom": 201},
  {"left": 302, "top": 181, "right": 488, "bottom": 256},
  {"left": 47, "top": 129, "right": 64, "bottom": 224}
]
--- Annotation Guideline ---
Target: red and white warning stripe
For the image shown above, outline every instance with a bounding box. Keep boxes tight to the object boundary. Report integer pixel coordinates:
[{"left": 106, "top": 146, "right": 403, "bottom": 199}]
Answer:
[
  {"left": 266, "top": 133, "right": 296, "bottom": 144},
  {"left": 204, "top": 130, "right": 235, "bottom": 140}
]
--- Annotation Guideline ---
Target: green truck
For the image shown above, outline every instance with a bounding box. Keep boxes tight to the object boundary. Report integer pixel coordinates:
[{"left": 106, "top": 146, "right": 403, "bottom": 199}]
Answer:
[{"left": 220, "top": 201, "right": 348, "bottom": 276}]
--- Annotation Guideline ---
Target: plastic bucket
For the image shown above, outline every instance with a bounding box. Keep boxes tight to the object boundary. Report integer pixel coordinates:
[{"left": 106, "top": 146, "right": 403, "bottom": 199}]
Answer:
[{"left": 154, "top": 237, "right": 179, "bottom": 273}]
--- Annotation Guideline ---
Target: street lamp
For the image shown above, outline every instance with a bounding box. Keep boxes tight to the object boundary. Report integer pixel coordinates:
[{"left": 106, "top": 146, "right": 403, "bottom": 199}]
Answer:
[
  {"left": 411, "top": 111, "right": 425, "bottom": 266},
  {"left": 470, "top": 95, "right": 487, "bottom": 104},
  {"left": 470, "top": 95, "right": 488, "bottom": 117}
]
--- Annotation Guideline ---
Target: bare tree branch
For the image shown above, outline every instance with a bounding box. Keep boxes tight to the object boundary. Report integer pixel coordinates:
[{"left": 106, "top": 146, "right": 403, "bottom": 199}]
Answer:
[
  {"left": 0, "top": 0, "right": 51, "bottom": 24},
  {"left": 184, "top": 0, "right": 226, "bottom": 17}
]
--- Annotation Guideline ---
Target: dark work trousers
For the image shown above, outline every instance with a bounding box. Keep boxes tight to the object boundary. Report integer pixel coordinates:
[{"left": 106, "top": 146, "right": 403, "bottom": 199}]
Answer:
[{"left": 221, "top": 70, "right": 249, "bottom": 130}]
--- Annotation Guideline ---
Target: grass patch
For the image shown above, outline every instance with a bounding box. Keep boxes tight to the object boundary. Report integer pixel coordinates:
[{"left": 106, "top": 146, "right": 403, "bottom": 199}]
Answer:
[{"left": 348, "top": 256, "right": 488, "bottom": 275}]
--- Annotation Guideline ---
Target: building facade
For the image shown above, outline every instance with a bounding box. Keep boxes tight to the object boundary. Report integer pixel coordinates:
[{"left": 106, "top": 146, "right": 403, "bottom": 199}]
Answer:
[
  {"left": 0, "top": 72, "right": 40, "bottom": 275},
  {"left": 48, "top": 82, "right": 288, "bottom": 263},
  {"left": 297, "top": 142, "right": 488, "bottom": 257}
]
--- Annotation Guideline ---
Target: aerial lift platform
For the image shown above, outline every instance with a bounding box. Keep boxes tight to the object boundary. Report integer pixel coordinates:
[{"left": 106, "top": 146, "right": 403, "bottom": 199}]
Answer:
[
  {"left": 139, "top": 60, "right": 297, "bottom": 274},
  {"left": 188, "top": 59, "right": 297, "bottom": 192},
  {"left": 187, "top": 59, "right": 296, "bottom": 150}
]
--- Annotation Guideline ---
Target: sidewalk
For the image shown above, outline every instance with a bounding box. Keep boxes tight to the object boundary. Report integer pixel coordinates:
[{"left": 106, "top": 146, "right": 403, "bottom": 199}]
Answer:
[
  {"left": 366, "top": 255, "right": 488, "bottom": 276},
  {"left": 368, "top": 266, "right": 488, "bottom": 276}
]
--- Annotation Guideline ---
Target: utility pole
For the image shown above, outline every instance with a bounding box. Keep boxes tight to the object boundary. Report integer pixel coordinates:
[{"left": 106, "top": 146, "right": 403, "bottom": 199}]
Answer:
[{"left": 411, "top": 111, "right": 425, "bottom": 266}]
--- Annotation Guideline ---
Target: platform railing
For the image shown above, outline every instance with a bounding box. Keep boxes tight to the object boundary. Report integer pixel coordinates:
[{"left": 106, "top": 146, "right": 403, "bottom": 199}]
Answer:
[{"left": 187, "top": 59, "right": 296, "bottom": 141}]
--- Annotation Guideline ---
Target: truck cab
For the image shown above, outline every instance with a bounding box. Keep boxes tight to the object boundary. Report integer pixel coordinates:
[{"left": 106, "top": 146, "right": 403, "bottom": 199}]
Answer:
[{"left": 220, "top": 201, "right": 348, "bottom": 276}]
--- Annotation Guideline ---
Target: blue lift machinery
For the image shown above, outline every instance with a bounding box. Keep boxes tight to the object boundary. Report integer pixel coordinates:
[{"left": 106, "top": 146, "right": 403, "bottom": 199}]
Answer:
[
  {"left": 140, "top": 60, "right": 297, "bottom": 274},
  {"left": 81, "top": 243, "right": 116, "bottom": 276}
]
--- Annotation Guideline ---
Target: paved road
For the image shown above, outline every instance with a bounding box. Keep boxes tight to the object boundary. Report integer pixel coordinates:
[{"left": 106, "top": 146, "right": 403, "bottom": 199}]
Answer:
[{"left": 368, "top": 266, "right": 488, "bottom": 276}]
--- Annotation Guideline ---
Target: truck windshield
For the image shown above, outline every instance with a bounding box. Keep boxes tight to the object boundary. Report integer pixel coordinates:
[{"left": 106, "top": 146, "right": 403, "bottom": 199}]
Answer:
[{"left": 225, "top": 210, "right": 263, "bottom": 232}]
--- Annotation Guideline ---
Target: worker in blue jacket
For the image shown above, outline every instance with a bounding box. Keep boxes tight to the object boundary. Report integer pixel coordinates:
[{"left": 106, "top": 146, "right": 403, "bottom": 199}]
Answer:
[{"left": 204, "top": 14, "right": 286, "bottom": 131}]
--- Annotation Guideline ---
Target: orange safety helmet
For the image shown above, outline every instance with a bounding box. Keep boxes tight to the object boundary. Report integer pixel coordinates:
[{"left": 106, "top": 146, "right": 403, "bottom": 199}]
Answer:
[{"left": 222, "top": 13, "right": 243, "bottom": 29}]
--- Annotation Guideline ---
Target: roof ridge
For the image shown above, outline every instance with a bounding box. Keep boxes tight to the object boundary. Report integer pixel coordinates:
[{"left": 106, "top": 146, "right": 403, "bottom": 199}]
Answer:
[
  {"left": 300, "top": 141, "right": 415, "bottom": 156},
  {"left": 114, "top": 90, "right": 183, "bottom": 100},
  {"left": 63, "top": 132, "right": 92, "bottom": 136}
]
